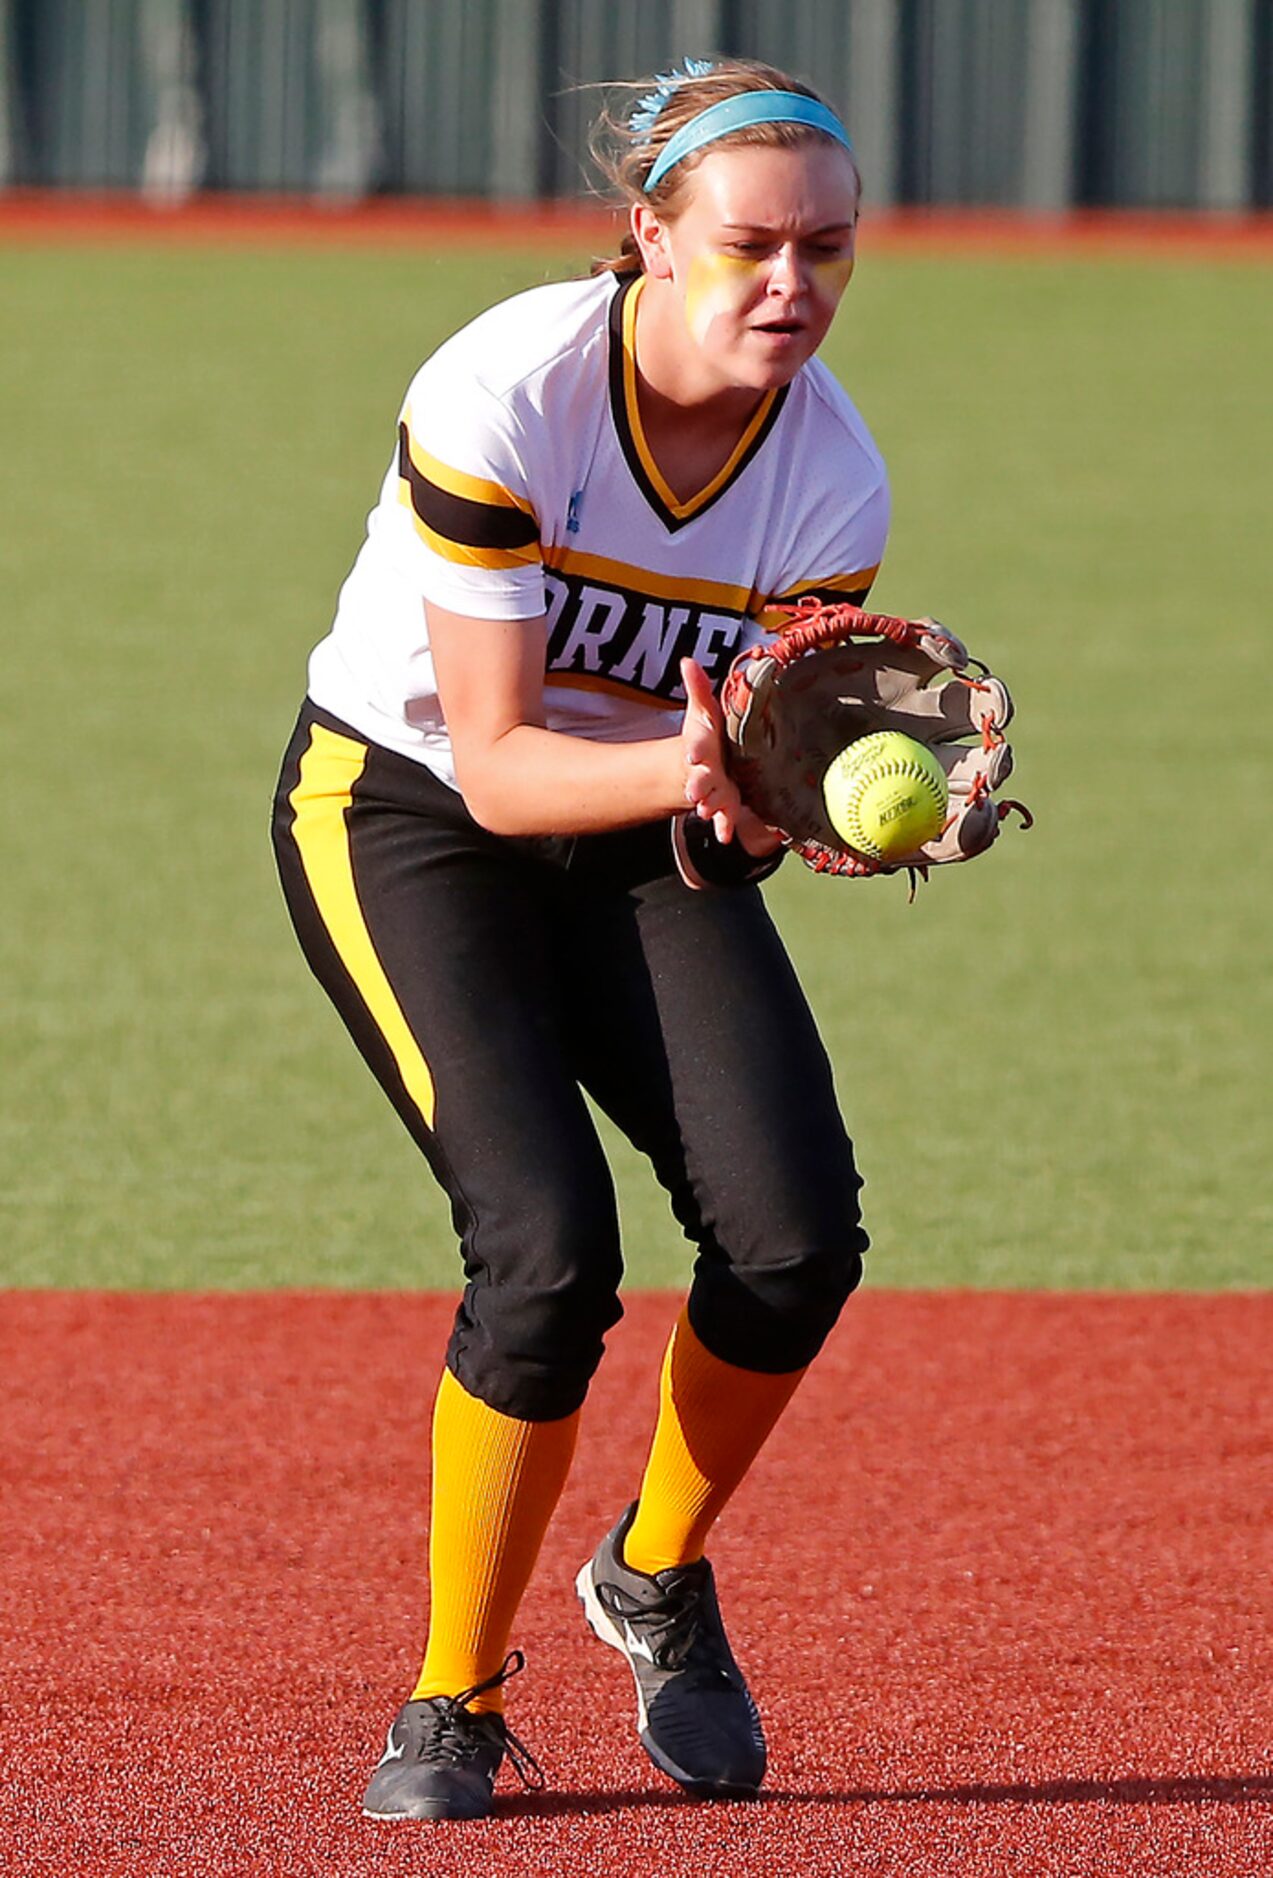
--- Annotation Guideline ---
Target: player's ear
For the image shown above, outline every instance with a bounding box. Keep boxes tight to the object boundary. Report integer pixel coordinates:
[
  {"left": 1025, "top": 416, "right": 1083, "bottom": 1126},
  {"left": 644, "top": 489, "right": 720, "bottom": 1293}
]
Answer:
[{"left": 631, "top": 202, "right": 674, "bottom": 280}]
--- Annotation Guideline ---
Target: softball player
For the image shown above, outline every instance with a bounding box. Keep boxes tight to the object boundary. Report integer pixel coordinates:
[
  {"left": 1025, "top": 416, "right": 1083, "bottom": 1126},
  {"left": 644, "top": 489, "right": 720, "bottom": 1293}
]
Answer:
[{"left": 273, "top": 57, "right": 887, "bottom": 1820}]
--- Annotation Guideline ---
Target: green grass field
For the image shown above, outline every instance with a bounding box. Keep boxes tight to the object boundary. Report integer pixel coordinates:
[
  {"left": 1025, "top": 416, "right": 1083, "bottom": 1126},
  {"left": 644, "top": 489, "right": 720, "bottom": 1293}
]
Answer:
[{"left": 2, "top": 236, "right": 1268, "bottom": 1289}]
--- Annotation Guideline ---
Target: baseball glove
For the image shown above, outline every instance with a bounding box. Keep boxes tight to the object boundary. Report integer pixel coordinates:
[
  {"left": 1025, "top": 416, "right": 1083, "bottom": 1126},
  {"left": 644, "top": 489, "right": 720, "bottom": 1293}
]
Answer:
[{"left": 720, "top": 599, "right": 1031, "bottom": 880}]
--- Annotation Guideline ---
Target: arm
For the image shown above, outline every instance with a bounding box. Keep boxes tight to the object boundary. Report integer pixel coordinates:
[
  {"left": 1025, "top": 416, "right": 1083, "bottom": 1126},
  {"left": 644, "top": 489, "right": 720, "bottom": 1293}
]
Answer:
[{"left": 427, "top": 602, "right": 775, "bottom": 849}]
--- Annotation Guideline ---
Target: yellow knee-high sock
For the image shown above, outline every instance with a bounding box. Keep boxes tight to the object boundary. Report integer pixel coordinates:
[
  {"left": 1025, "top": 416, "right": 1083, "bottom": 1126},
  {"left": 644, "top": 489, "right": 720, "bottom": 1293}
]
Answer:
[
  {"left": 411, "top": 1367, "right": 578, "bottom": 1713},
  {"left": 623, "top": 1307, "right": 807, "bottom": 1576}
]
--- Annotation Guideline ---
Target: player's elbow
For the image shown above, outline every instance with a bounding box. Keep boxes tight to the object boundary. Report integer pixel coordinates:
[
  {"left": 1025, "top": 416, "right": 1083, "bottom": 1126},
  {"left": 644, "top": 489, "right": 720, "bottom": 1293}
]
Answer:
[
  {"left": 463, "top": 791, "right": 524, "bottom": 837},
  {"left": 452, "top": 748, "right": 530, "bottom": 837},
  {"left": 454, "top": 768, "right": 509, "bottom": 834}
]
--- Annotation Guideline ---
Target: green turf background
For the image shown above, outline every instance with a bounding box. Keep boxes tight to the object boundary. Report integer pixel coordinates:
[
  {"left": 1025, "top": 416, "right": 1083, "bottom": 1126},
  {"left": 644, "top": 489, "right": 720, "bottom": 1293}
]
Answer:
[{"left": 2, "top": 238, "right": 1268, "bottom": 1289}]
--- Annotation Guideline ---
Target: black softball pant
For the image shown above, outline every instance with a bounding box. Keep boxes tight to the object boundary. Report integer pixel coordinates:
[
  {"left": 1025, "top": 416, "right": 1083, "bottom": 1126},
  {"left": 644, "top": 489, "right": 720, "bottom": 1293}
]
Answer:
[{"left": 272, "top": 700, "right": 867, "bottom": 1421}]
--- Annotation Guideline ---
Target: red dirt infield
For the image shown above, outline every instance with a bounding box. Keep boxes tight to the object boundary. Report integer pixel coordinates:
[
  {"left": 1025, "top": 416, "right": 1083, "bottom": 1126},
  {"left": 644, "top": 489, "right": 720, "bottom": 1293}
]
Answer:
[
  {"left": 2, "top": 1290, "right": 1269, "bottom": 1876},
  {"left": 2, "top": 188, "right": 1272, "bottom": 260}
]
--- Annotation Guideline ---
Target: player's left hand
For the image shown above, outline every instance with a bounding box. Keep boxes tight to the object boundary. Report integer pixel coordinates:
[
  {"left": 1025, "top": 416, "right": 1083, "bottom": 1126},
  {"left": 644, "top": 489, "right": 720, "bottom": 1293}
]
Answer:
[{"left": 720, "top": 602, "right": 1031, "bottom": 881}]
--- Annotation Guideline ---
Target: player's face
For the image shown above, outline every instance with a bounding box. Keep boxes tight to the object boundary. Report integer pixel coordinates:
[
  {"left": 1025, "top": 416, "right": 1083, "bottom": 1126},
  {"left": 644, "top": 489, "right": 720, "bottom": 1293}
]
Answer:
[{"left": 661, "top": 141, "right": 859, "bottom": 390}]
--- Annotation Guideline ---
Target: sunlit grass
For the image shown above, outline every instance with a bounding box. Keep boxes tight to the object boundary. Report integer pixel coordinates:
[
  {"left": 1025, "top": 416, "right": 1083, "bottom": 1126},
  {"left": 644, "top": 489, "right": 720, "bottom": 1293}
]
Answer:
[{"left": 3, "top": 240, "right": 1268, "bottom": 1287}]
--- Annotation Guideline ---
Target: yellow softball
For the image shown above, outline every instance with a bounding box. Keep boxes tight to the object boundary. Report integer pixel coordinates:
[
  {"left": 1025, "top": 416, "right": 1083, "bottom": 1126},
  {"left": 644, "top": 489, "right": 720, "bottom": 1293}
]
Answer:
[{"left": 823, "top": 731, "right": 949, "bottom": 863}]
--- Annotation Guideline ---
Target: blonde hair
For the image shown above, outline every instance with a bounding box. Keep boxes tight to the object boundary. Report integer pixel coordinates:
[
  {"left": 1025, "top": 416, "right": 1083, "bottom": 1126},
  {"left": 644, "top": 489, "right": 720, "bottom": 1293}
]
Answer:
[{"left": 589, "top": 59, "right": 859, "bottom": 279}]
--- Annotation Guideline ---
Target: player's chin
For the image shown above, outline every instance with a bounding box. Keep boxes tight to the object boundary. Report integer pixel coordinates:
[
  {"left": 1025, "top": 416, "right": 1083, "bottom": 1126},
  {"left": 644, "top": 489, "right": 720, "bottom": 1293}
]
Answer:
[{"left": 739, "top": 326, "right": 820, "bottom": 385}]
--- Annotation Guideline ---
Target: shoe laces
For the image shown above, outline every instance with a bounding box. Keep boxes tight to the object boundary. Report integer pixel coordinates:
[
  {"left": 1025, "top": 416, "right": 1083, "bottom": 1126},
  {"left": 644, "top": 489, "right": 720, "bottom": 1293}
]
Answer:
[
  {"left": 598, "top": 1562, "right": 725, "bottom": 1677},
  {"left": 420, "top": 1650, "right": 545, "bottom": 1791}
]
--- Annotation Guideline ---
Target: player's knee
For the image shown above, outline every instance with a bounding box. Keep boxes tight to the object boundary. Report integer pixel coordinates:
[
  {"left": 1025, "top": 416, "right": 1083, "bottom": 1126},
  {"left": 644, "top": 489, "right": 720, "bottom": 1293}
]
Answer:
[
  {"left": 448, "top": 1222, "right": 625, "bottom": 1420},
  {"left": 689, "top": 1230, "right": 867, "bottom": 1372}
]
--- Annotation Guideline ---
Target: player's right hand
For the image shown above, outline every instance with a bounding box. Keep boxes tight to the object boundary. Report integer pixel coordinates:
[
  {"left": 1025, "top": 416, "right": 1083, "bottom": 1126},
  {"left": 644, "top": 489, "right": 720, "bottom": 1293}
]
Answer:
[{"left": 680, "top": 657, "right": 746, "bottom": 845}]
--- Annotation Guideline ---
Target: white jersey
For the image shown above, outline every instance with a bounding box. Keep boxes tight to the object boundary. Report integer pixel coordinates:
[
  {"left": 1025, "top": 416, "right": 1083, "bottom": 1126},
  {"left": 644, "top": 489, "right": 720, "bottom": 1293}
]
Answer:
[{"left": 308, "top": 272, "right": 890, "bottom": 787}]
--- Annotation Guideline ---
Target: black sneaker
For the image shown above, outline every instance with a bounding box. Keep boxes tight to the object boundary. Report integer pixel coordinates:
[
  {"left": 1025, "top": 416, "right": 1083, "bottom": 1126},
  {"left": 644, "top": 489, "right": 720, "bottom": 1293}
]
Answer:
[
  {"left": 575, "top": 1505, "right": 766, "bottom": 1798},
  {"left": 361, "top": 1651, "right": 543, "bottom": 1821}
]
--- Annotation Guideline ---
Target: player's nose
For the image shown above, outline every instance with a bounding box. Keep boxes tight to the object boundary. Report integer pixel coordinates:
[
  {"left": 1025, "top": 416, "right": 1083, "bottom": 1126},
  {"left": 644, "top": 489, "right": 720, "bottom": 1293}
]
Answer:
[{"left": 765, "top": 242, "right": 805, "bottom": 297}]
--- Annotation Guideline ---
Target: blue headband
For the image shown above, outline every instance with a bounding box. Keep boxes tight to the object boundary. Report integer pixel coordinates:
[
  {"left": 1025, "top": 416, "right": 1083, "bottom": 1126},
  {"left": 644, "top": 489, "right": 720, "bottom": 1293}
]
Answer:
[{"left": 643, "top": 91, "right": 853, "bottom": 193}]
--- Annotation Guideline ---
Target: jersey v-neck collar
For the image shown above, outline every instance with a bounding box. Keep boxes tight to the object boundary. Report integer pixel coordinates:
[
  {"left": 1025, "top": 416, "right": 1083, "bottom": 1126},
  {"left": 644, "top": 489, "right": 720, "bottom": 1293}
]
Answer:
[{"left": 607, "top": 273, "right": 789, "bottom": 535}]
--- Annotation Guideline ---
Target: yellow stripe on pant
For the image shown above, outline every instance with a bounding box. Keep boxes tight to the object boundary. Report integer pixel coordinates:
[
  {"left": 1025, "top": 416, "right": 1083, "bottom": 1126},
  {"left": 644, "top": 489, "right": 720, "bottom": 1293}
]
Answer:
[{"left": 288, "top": 721, "right": 437, "bottom": 1130}]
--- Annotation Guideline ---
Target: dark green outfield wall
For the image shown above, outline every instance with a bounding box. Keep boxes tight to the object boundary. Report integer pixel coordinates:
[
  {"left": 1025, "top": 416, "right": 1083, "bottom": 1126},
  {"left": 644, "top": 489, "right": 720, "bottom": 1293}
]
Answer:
[{"left": 1, "top": 0, "right": 1271, "bottom": 210}]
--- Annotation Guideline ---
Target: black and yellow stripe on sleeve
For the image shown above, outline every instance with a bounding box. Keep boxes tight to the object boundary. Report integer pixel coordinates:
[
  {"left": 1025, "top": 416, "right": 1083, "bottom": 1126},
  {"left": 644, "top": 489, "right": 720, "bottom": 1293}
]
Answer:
[{"left": 397, "top": 422, "right": 540, "bottom": 569}]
